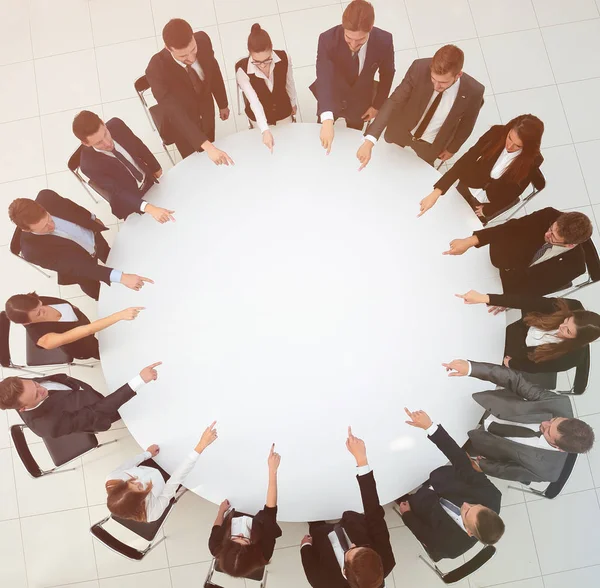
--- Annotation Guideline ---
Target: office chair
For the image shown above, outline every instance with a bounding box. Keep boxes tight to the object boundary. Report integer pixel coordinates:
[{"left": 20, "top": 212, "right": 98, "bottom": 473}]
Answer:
[
  {"left": 204, "top": 557, "right": 268, "bottom": 588},
  {"left": 509, "top": 453, "right": 578, "bottom": 500},
  {"left": 9, "top": 227, "right": 51, "bottom": 278}
]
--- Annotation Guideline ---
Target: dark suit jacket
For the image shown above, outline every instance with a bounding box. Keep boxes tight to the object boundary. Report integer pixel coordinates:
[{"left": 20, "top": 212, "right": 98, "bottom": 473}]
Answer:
[
  {"left": 79, "top": 118, "right": 161, "bottom": 220},
  {"left": 487, "top": 293, "right": 587, "bottom": 373},
  {"left": 146, "top": 31, "right": 228, "bottom": 151},
  {"left": 301, "top": 471, "right": 395, "bottom": 588},
  {"left": 366, "top": 58, "right": 484, "bottom": 158},
  {"left": 473, "top": 207, "right": 587, "bottom": 296},
  {"left": 404, "top": 426, "right": 502, "bottom": 561},
  {"left": 467, "top": 361, "right": 573, "bottom": 483},
  {"left": 18, "top": 190, "right": 113, "bottom": 287},
  {"left": 18, "top": 373, "right": 136, "bottom": 438},
  {"left": 434, "top": 125, "right": 544, "bottom": 217},
  {"left": 310, "top": 25, "right": 395, "bottom": 123}
]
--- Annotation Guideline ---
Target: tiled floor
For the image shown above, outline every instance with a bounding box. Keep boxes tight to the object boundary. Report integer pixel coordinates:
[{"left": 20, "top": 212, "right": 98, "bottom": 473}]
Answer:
[{"left": 1, "top": 1, "right": 600, "bottom": 587}]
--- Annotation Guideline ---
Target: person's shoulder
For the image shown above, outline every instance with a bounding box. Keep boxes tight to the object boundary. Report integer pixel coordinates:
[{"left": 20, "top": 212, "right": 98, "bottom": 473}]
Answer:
[
  {"left": 194, "top": 30, "right": 212, "bottom": 47},
  {"left": 410, "top": 57, "right": 433, "bottom": 72},
  {"left": 35, "top": 189, "right": 63, "bottom": 207},
  {"left": 320, "top": 25, "right": 341, "bottom": 41},
  {"left": 370, "top": 27, "right": 393, "bottom": 45},
  {"left": 460, "top": 72, "right": 485, "bottom": 97},
  {"left": 146, "top": 47, "right": 170, "bottom": 73}
]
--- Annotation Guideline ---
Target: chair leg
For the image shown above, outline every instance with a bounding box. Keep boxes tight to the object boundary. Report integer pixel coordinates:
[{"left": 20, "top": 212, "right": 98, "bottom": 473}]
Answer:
[
  {"left": 81, "top": 182, "right": 99, "bottom": 204},
  {"left": 163, "top": 144, "right": 175, "bottom": 166},
  {"left": 143, "top": 535, "right": 166, "bottom": 557},
  {"left": 9, "top": 362, "right": 44, "bottom": 376},
  {"left": 508, "top": 484, "right": 545, "bottom": 497},
  {"left": 14, "top": 255, "right": 52, "bottom": 278},
  {"left": 96, "top": 439, "right": 119, "bottom": 450},
  {"left": 418, "top": 554, "right": 444, "bottom": 579}
]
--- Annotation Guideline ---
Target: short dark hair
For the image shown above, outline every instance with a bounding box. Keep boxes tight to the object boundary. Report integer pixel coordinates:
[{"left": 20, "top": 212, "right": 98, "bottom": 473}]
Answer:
[
  {"left": 432, "top": 44, "right": 464, "bottom": 75},
  {"left": 474, "top": 507, "right": 505, "bottom": 545},
  {"left": 72, "top": 110, "right": 103, "bottom": 142},
  {"left": 5, "top": 292, "right": 41, "bottom": 324},
  {"left": 556, "top": 212, "right": 593, "bottom": 245},
  {"left": 247, "top": 23, "right": 272, "bottom": 54},
  {"left": 556, "top": 418, "right": 595, "bottom": 453},
  {"left": 162, "top": 18, "right": 194, "bottom": 50},
  {"left": 342, "top": 0, "right": 375, "bottom": 33},
  {"left": 8, "top": 198, "right": 47, "bottom": 230},
  {"left": 345, "top": 547, "right": 384, "bottom": 588},
  {"left": 0, "top": 377, "right": 25, "bottom": 410}
]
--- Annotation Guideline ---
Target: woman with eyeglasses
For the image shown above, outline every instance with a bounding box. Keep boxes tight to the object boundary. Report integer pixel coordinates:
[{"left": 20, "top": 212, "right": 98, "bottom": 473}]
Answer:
[
  {"left": 105, "top": 421, "right": 218, "bottom": 522},
  {"left": 456, "top": 290, "right": 600, "bottom": 373},
  {"left": 4, "top": 291, "right": 143, "bottom": 360},
  {"left": 235, "top": 23, "right": 298, "bottom": 152},
  {"left": 208, "top": 443, "right": 282, "bottom": 578}
]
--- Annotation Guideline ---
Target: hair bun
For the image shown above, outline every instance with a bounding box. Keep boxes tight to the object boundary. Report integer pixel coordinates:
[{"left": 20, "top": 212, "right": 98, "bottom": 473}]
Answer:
[{"left": 251, "top": 23, "right": 262, "bottom": 34}]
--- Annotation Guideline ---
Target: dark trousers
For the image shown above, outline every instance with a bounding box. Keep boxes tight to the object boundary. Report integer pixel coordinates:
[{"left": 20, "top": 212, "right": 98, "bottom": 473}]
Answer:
[
  {"left": 385, "top": 128, "right": 438, "bottom": 166},
  {"left": 71, "top": 335, "right": 101, "bottom": 360},
  {"left": 175, "top": 109, "right": 216, "bottom": 159},
  {"left": 75, "top": 233, "right": 110, "bottom": 301}
]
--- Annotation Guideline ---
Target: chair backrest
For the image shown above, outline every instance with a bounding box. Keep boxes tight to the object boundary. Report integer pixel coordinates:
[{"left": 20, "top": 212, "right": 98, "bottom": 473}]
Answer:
[
  {"left": 544, "top": 453, "right": 578, "bottom": 499},
  {"left": 67, "top": 145, "right": 84, "bottom": 173},
  {"left": 0, "top": 311, "right": 12, "bottom": 367},
  {"left": 25, "top": 331, "right": 73, "bottom": 366},
  {"left": 10, "top": 226, "right": 23, "bottom": 256},
  {"left": 529, "top": 167, "right": 546, "bottom": 192},
  {"left": 581, "top": 239, "right": 600, "bottom": 284},
  {"left": 11, "top": 425, "right": 44, "bottom": 478},
  {"left": 134, "top": 74, "right": 151, "bottom": 95},
  {"left": 90, "top": 524, "right": 147, "bottom": 561},
  {"left": 43, "top": 431, "right": 98, "bottom": 467},
  {"left": 572, "top": 345, "right": 591, "bottom": 395},
  {"left": 442, "top": 545, "right": 496, "bottom": 583}
]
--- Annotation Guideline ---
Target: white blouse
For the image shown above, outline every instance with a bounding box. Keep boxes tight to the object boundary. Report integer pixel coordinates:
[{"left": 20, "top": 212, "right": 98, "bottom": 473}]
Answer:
[
  {"left": 48, "top": 303, "right": 78, "bottom": 323},
  {"left": 526, "top": 327, "right": 562, "bottom": 348},
  {"left": 472, "top": 147, "right": 522, "bottom": 203}
]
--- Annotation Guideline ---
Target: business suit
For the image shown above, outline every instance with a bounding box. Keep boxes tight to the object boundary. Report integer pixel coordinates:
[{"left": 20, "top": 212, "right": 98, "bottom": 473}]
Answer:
[
  {"left": 486, "top": 294, "right": 587, "bottom": 373},
  {"left": 301, "top": 470, "right": 395, "bottom": 588},
  {"left": 18, "top": 373, "right": 136, "bottom": 438},
  {"left": 17, "top": 190, "right": 113, "bottom": 300},
  {"left": 146, "top": 31, "right": 228, "bottom": 159},
  {"left": 434, "top": 125, "right": 544, "bottom": 218},
  {"left": 366, "top": 58, "right": 484, "bottom": 164},
  {"left": 467, "top": 361, "right": 572, "bottom": 483},
  {"left": 310, "top": 25, "right": 395, "bottom": 128},
  {"left": 79, "top": 118, "right": 161, "bottom": 221},
  {"left": 473, "top": 207, "right": 587, "bottom": 296},
  {"left": 403, "top": 425, "right": 502, "bottom": 561}
]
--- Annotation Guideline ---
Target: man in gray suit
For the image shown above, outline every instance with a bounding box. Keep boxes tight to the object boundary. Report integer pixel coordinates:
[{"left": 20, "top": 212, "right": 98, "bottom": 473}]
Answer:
[
  {"left": 442, "top": 359, "right": 595, "bottom": 484},
  {"left": 357, "top": 44, "right": 484, "bottom": 168}
]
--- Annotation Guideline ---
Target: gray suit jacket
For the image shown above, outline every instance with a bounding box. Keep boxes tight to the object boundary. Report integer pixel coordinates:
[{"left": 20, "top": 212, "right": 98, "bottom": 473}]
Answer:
[
  {"left": 366, "top": 58, "right": 484, "bottom": 160},
  {"left": 468, "top": 361, "right": 572, "bottom": 484}
]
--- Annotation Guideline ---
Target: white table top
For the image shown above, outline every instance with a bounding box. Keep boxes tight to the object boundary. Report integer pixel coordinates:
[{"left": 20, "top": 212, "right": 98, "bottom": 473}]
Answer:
[{"left": 98, "top": 123, "right": 504, "bottom": 522}]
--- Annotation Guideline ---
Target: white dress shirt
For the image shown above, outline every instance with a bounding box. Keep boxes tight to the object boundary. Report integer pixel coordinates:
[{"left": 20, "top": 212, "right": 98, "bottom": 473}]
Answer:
[
  {"left": 471, "top": 147, "right": 522, "bottom": 203},
  {"left": 530, "top": 244, "right": 570, "bottom": 267},
  {"left": 48, "top": 303, "right": 78, "bottom": 323},
  {"left": 438, "top": 499, "right": 468, "bottom": 532},
  {"left": 526, "top": 327, "right": 561, "bottom": 348},
  {"left": 328, "top": 525, "right": 353, "bottom": 577},
  {"left": 172, "top": 54, "right": 205, "bottom": 80},
  {"left": 483, "top": 414, "right": 559, "bottom": 452},
  {"left": 236, "top": 52, "right": 298, "bottom": 134}
]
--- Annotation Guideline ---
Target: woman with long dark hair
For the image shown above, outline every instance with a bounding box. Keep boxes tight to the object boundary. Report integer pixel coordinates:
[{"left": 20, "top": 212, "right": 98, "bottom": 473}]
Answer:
[
  {"left": 419, "top": 115, "right": 544, "bottom": 220},
  {"left": 208, "top": 443, "right": 282, "bottom": 578},
  {"left": 235, "top": 23, "right": 298, "bottom": 152},
  {"left": 457, "top": 290, "right": 600, "bottom": 373}
]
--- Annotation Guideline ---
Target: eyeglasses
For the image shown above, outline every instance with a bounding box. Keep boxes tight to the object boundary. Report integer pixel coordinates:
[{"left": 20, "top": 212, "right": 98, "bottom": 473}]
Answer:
[{"left": 251, "top": 58, "right": 273, "bottom": 67}]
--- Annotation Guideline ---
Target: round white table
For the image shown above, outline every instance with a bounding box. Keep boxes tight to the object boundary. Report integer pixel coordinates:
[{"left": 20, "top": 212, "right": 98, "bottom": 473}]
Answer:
[{"left": 98, "top": 123, "right": 504, "bottom": 522}]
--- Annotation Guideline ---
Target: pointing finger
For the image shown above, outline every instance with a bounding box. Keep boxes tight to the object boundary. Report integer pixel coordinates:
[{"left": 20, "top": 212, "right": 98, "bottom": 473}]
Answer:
[
  {"left": 149, "top": 361, "right": 162, "bottom": 369},
  {"left": 140, "top": 276, "right": 155, "bottom": 284}
]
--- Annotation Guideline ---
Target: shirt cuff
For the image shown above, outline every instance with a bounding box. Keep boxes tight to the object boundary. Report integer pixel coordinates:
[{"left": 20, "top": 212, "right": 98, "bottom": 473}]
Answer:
[
  {"left": 301, "top": 542, "right": 312, "bottom": 549},
  {"left": 127, "top": 374, "right": 146, "bottom": 392},
  {"left": 364, "top": 135, "right": 377, "bottom": 145},
  {"left": 258, "top": 121, "right": 270, "bottom": 134},
  {"left": 466, "top": 361, "right": 473, "bottom": 377},
  {"left": 140, "top": 201, "right": 148, "bottom": 212},
  {"left": 110, "top": 269, "right": 123, "bottom": 283},
  {"left": 320, "top": 111, "right": 334, "bottom": 122},
  {"left": 425, "top": 423, "right": 439, "bottom": 437},
  {"left": 91, "top": 213, "right": 96, "bottom": 221},
  {"left": 143, "top": 450, "right": 152, "bottom": 459},
  {"left": 356, "top": 464, "right": 372, "bottom": 476}
]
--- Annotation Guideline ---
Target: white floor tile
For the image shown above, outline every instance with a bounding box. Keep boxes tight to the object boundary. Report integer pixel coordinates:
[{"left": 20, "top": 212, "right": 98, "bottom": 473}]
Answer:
[
  {"left": 390, "top": 48, "right": 419, "bottom": 90},
  {"left": 151, "top": 0, "right": 217, "bottom": 35},
  {"left": 291, "top": 65, "right": 318, "bottom": 124},
  {"left": 280, "top": 5, "right": 343, "bottom": 69},
  {"left": 170, "top": 562, "right": 211, "bottom": 588},
  {"left": 280, "top": 0, "right": 339, "bottom": 12},
  {"left": 0, "top": 410, "right": 9, "bottom": 450},
  {"left": 494, "top": 85, "right": 572, "bottom": 148},
  {"left": 54, "top": 582, "right": 100, "bottom": 588},
  {"left": 214, "top": 0, "right": 279, "bottom": 24},
  {"left": 29, "top": 0, "right": 94, "bottom": 58},
  {"left": 0, "top": 117, "right": 45, "bottom": 182},
  {"left": 469, "top": 0, "right": 538, "bottom": 36},
  {"left": 0, "top": 518, "right": 28, "bottom": 588},
  {"left": 89, "top": 0, "right": 155, "bottom": 47},
  {"left": 528, "top": 489, "right": 600, "bottom": 574},
  {"left": 214, "top": 85, "right": 239, "bottom": 141},
  {"left": 544, "top": 565, "right": 600, "bottom": 588},
  {"left": 404, "top": 0, "right": 476, "bottom": 46},
  {"left": 0, "top": 61, "right": 38, "bottom": 124},
  {"left": 532, "top": 0, "right": 599, "bottom": 27},
  {"left": 362, "top": 0, "right": 416, "bottom": 51},
  {"left": 21, "top": 507, "right": 98, "bottom": 588},
  {"left": 98, "top": 568, "right": 172, "bottom": 588},
  {"left": 559, "top": 78, "right": 600, "bottom": 143},
  {"left": 0, "top": 448, "right": 18, "bottom": 521},
  {"left": 384, "top": 501, "right": 406, "bottom": 528},
  {"left": 489, "top": 579, "right": 544, "bottom": 588},
  {"left": 582, "top": 413, "right": 600, "bottom": 486},
  {"left": 266, "top": 545, "right": 312, "bottom": 588},
  {"left": 575, "top": 140, "right": 600, "bottom": 204},
  {"left": 0, "top": 0, "right": 32, "bottom": 66},
  {"left": 542, "top": 20, "right": 600, "bottom": 84},
  {"left": 488, "top": 475, "right": 526, "bottom": 507}
]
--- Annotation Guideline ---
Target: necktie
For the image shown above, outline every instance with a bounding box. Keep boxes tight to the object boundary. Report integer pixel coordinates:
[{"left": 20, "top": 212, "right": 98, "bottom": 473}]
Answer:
[
  {"left": 350, "top": 51, "right": 360, "bottom": 83},
  {"left": 439, "top": 498, "right": 462, "bottom": 517},
  {"left": 413, "top": 91, "right": 444, "bottom": 139},
  {"left": 110, "top": 149, "right": 143, "bottom": 182},
  {"left": 488, "top": 422, "right": 543, "bottom": 438},
  {"left": 186, "top": 64, "right": 205, "bottom": 97},
  {"left": 333, "top": 524, "right": 351, "bottom": 552},
  {"left": 531, "top": 242, "right": 552, "bottom": 264}
]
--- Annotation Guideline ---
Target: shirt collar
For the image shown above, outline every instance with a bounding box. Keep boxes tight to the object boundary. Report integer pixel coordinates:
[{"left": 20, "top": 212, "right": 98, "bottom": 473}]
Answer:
[
  {"left": 172, "top": 53, "right": 191, "bottom": 69},
  {"left": 246, "top": 51, "right": 281, "bottom": 77}
]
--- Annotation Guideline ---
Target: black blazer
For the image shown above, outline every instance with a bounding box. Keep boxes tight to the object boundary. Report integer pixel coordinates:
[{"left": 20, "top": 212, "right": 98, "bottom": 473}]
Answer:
[
  {"left": 146, "top": 31, "right": 228, "bottom": 152},
  {"left": 79, "top": 118, "right": 161, "bottom": 221},
  {"left": 18, "top": 190, "right": 113, "bottom": 287},
  {"left": 18, "top": 373, "right": 136, "bottom": 438},
  {"left": 434, "top": 125, "right": 544, "bottom": 217},
  {"left": 301, "top": 471, "right": 395, "bottom": 588},
  {"left": 473, "top": 207, "right": 587, "bottom": 296},
  {"left": 403, "top": 426, "right": 501, "bottom": 561},
  {"left": 310, "top": 25, "right": 395, "bottom": 122}
]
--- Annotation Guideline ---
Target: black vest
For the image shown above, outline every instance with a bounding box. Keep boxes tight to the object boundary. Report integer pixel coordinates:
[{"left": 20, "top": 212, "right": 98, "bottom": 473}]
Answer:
[{"left": 235, "top": 50, "right": 293, "bottom": 125}]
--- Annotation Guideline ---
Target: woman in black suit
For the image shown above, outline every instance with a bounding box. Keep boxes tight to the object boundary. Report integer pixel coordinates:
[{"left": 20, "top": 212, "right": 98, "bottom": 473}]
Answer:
[
  {"left": 5, "top": 292, "right": 143, "bottom": 360},
  {"left": 419, "top": 114, "right": 544, "bottom": 221},
  {"left": 208, "top": 444, "right": 282, "bottom": 578},
  {"left": 457, "top": 290, "right": 600, "bottom": 373}
]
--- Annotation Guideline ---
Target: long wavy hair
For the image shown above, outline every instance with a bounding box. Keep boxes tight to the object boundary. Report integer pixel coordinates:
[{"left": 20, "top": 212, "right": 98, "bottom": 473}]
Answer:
[
  {"left": 105, "top": 478, "right": 153, "bottom": 522},
  {"left": 523, "top": 299, "right": 600, "bottom": 363},
  {"left": 480, "top": 114, "right": 544, "bottom": 185}
]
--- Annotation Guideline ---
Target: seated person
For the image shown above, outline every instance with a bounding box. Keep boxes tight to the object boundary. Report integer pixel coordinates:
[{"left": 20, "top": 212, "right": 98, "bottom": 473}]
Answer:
[
  {"left": 209, "top": 444, "right": 282, "bottom": 578},
  {"left": 300, "top": 427, "right": 395, "bottom": 588},
  {"left": 73, "top": 110, "right": 175, "bottom": 223},
  {"left": 457, "top": 290, "right": 600, "bottom": 373},
  {"left": 311, "top": 0, "right": 395, "bottom": 154},
  {"left": 443, "top": 208, "right": 593, "bottom": 296},
  {"left": 235, "top": 24, "right": 298, "bottom": 152},
  {"left": 0, "top": 362, "right": 162, "bottom": 438},
  {"left": 443, "top": 359, "right": 595, "bottom": 483},
  {"left": 8, "top": 191, "right": 153, "bottom": 300},
  {"left": 106, "top": 421, "right": 218, "bottom": 522},
  {"left": 357, "top": 44, "right": 484, "bottom": 169},
  {"left": 398, "top": 408, "right": 504, "bottom": 561},
  {"left": 5, "top": 291, "right": 144, "bottom": 360},
  {"left": 419, "top": 114, "right": 544, "bottom": 220}
]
